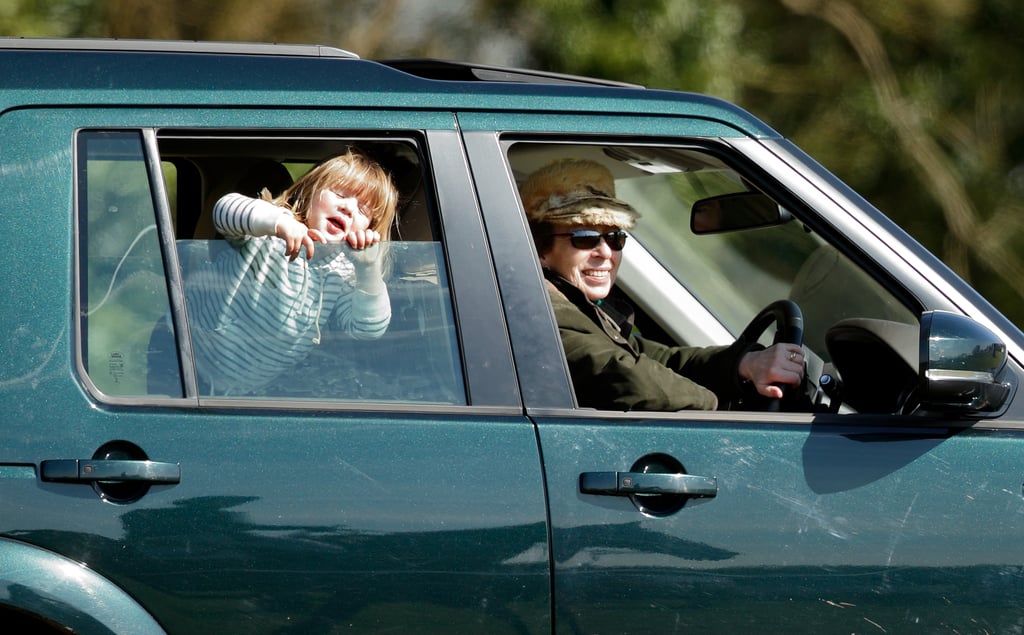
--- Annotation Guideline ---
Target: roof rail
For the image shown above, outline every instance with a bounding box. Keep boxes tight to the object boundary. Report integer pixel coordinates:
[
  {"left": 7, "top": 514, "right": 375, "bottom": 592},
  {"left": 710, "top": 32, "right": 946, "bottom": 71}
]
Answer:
[
  {"left": 378, "top": 58, "right": 642, "bottom": 88},
  {"left": 0, "top": 37, "right": 359, "bottom": 59}
]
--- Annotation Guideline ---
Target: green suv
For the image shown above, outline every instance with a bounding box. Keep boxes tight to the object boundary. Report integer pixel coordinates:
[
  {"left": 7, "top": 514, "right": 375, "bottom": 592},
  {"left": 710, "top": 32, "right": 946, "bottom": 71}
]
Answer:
[{"left": 1, "top": 38, "right": 1021, "bottom": 634}]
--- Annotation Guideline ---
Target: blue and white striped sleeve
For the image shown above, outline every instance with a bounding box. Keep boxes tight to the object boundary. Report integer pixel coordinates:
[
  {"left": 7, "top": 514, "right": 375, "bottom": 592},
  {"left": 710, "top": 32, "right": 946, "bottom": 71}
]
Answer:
[
  {"left": 213, "top": 193, "right": 288, "bottom": 238},
  {"left": 329, "top": 281, "right": 391, "bottom": 341}
]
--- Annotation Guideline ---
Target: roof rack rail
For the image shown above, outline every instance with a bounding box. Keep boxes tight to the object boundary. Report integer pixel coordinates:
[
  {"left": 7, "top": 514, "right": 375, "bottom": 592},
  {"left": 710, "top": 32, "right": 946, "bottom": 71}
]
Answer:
[
  {"left": 378, "top": 58, "right": 642, "bottom": 88},
  {"left": 0, "top": 37, "right": 359, "bottom": 59}
]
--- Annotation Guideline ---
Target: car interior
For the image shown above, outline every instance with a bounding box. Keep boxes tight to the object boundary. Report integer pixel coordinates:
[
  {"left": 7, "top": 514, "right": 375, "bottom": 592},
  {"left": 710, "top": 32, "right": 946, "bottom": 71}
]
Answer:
[
  {"left": 505, "top": 141, "right": 943, "bottom": 416},
  {"left": 142, "top": 134, "right": 464, "bottom": 403}
]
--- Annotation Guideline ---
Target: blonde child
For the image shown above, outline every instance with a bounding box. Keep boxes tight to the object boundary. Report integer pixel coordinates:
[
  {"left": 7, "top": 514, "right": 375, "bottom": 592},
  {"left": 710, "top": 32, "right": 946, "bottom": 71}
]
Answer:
[{"left": 187, "top": 148, "right": 398, "bottom": 396}]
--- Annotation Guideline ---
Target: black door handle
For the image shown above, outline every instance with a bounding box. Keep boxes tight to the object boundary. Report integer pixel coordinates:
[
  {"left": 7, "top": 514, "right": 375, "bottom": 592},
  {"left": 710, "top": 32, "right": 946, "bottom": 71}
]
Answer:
[
  {"left": 579, "top": 471, "right": 718, "bottom": 498},
  {"left": 40, "top": 459, "right": 181, "bottom": 484}
]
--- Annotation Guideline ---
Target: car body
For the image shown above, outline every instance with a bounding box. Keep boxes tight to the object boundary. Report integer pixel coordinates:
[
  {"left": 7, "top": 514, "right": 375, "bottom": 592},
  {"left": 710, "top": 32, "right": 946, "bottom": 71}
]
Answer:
[{"left": 1, "top": 38, "right": 1022, "bottom": 634}]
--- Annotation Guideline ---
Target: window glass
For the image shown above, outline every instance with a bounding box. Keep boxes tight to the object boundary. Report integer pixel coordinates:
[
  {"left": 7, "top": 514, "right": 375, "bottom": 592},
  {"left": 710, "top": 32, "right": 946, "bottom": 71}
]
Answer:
[
  {"left": 508, "top": 141, "right": 926, "bottom": 415},
  {"left": 160, "top": 135, "right": 465, "bottom": 404},
  {"left": 621, "top": 170, "right": 917, "bottom": 358},
  {"left": 508, "top": 142, "right": 916, "bottom": 363},
  {"left": 78, "top": 131, "right": 177, "bottom": 396}
]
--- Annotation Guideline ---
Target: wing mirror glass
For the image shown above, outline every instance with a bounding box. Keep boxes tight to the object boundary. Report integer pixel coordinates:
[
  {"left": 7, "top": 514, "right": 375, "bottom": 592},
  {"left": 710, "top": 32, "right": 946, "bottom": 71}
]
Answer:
[
  {"left": 919, "top": 311, "right": 1013, "bottom": 413},
  {"left": 691, "top": 192, "right": 791, "bottom": 234}
]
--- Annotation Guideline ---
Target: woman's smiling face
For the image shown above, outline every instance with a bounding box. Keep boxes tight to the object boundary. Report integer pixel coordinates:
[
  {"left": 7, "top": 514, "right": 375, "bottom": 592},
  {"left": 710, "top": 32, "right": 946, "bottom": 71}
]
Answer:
[
  {"left": 540, "top": 224, "right": 622, "bottom": 302},
  {"left": 305, "top": 189, "right": 370, "bottom": 242}
]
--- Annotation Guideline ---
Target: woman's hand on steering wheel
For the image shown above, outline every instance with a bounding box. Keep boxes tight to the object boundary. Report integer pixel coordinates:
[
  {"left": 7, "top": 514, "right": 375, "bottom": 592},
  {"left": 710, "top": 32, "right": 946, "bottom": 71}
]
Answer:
[
  {"left": 739, "top": 345, "right": 805, "bottom": 399},
  {"left": 735, "top": 299, "right": 806, "bottom": 411}
]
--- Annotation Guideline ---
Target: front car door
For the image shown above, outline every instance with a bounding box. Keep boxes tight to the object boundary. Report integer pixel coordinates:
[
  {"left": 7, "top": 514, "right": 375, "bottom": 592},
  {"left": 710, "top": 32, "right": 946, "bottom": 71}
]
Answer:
[{"left": 463, "top": 112, "right": 1024, "bottom": 634}]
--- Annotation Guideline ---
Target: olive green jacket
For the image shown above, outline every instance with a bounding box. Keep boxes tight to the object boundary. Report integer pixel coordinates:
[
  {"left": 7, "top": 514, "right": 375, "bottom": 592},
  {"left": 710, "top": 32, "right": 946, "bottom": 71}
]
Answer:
[{"left": 545, "top": 271, "right": 754, "bottom": 411}]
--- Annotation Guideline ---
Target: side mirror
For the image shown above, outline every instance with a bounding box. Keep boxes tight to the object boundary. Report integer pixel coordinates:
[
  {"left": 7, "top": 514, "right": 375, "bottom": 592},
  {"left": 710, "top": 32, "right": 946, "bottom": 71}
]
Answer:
[
  {"left": 919, "top": 311, "right": 1013, "bottom": 413},
  {"left": 691, "top": 192, "right": 791, "bottom": 234}
]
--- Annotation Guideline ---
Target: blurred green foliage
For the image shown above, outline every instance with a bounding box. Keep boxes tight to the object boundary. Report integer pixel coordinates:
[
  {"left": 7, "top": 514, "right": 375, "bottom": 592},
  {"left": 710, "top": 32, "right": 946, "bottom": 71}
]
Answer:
[{"left": 3, "top": 0, "right": 1021, "bottom": 325}]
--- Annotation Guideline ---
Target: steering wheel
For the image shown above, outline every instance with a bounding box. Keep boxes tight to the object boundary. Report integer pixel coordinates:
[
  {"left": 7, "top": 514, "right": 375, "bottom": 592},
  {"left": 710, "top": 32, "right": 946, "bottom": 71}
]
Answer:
[{"left": 735, "top": 300, "right": 805, "bottom": 411}]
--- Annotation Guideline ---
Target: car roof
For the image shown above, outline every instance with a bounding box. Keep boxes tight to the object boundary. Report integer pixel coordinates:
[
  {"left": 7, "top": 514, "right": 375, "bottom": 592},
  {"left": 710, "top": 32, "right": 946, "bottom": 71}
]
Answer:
[
  {"left": 0, "top": 37, "right": 780, "bottom": 139},
  {"left": 0, "top": 37, "right": 361, "bottom": 58}
]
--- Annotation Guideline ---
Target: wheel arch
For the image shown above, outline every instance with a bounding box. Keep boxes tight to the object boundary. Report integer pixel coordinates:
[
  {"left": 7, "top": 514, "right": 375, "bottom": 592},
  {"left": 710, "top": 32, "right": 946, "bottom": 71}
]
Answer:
[{"left": 0, "top": 537, "right": 165, "bottom": 635}]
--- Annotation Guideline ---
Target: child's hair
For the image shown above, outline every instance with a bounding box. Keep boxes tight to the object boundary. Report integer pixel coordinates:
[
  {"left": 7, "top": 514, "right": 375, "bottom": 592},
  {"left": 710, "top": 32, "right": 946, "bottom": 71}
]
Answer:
[{"left": 268, "top": 148, "right": 398, "bottom": 238}]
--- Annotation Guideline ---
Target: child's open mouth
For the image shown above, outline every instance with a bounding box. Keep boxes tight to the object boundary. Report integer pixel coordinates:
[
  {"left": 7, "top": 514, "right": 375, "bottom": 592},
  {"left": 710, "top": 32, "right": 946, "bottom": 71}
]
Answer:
[{"left": 326, "top": 217, "right": 346, "bottom": 235}]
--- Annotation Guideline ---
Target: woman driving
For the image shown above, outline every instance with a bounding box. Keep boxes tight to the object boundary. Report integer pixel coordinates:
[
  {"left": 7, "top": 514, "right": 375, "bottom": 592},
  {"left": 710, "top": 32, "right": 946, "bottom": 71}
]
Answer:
[{"left": 521, "top": 158, "right": 804, "bottom": 411}]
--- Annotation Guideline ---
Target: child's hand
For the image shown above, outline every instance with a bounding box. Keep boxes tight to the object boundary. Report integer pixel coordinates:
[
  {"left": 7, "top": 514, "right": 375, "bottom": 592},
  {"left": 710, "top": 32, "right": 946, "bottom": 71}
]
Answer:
[
  {"left": 345, "top": 228, "right": 381, "bottom": 250},
  {"left": 276, "top": 215, "right": 322, "bottom": 261},
  {"left": 349, "top": 240, "right": 388, "bottom": 296},
  {"left": 343, "top": 228, "right": 383, "bottom": 265},
  {"left": 346, "top": 233, "right": 385, "bottom": 270}
]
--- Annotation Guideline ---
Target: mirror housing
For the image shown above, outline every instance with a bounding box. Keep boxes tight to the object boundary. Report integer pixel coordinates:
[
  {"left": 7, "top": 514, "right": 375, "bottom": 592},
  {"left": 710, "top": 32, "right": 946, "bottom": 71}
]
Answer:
[
  {"left": 691, "top": 192, "right": 791, "bottom": 234},
  {"left": 919, "top": 311, "right": 1013, "bottom": 413}
]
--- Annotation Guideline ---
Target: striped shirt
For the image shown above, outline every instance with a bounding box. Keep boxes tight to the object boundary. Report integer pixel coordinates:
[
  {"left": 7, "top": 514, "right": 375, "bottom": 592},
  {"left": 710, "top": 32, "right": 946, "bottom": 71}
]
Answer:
[{"left": 185, "top": 193, "right": 391, "bottom": 396}]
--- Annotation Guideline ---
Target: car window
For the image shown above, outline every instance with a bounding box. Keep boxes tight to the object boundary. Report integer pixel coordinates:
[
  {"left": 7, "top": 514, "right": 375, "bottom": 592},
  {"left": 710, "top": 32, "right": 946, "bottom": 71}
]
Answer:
[
  {"left": 78, "top": 130, "right": 465, "bottom": 405},
  {"left": 613, "top": 153, "right": 917, "bottom": 357},
  {"left": 77, "top": 131, "right": 177, "bottom": 396},
  {"left": 507, "top": 141, "right": 920, "bottom": 413}
]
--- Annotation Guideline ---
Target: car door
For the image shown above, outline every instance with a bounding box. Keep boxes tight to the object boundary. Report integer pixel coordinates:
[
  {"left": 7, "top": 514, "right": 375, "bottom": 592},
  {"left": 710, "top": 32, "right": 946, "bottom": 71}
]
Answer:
[
  {"left": 0, "top": 107, "right": 550, "bottom": 634},
  {"left": 462, "top": 120, "right": 1024, "bottom": 634}
]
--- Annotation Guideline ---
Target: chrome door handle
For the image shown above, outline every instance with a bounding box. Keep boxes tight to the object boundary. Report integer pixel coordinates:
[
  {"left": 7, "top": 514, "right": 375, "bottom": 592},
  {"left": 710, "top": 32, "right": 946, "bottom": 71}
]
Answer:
[
  {"left": 40, "top": 459, "right": 181, "bottom": 484},
  {"left": 579, "top": 471, "right": 718, "bottom": 498}
]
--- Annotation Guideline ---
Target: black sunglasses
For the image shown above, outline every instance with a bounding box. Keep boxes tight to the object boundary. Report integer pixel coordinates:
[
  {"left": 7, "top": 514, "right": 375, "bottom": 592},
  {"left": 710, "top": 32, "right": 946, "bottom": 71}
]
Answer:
[{"left": 551, "top": 229, "right": 628, "bottom": 251}]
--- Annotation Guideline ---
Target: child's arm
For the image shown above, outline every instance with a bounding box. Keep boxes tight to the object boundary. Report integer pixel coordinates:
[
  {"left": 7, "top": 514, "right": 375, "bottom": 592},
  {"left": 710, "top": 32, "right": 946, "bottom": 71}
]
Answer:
[
  {"left": 348, "top": 243, "right": 386, "bottom": 296},
  {"left": 214, "top": 193, "right": 318, "bottom": 260},
  {"left": 331, "top": 243, "right": 391, "bottom": 340},
  {"left": 213, "top": 192, "right": 284, "bottom": 237}
]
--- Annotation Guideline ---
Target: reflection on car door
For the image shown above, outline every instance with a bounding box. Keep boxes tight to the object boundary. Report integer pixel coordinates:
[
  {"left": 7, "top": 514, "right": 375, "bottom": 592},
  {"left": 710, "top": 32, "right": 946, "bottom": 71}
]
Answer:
[{"left": 538, "top": 414, "right": 1024, "bottom": 633}]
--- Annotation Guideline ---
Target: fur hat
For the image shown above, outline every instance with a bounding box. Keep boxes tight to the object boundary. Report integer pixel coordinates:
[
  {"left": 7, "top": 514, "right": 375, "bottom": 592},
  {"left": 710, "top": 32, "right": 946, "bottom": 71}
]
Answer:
[{"left": 520, "top": 159, "right": 639, "bottom": 229}]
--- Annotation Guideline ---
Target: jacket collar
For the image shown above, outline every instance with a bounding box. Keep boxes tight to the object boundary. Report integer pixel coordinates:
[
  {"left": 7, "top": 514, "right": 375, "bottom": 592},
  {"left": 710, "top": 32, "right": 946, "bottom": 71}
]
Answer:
[{"left": 542, "top": 268, "right": 635, "bottom": 339}]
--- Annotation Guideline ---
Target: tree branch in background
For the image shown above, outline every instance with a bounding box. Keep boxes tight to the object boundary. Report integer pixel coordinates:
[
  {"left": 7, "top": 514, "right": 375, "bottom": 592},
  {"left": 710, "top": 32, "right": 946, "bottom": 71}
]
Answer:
[{"left": 782, "top": 0, "right": 1024, "bottom": 299}]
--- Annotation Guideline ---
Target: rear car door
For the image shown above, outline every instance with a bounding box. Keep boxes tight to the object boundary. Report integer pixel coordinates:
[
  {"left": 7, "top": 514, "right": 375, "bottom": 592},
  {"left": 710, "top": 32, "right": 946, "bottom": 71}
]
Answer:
[
  {"left": 462, "top": 115, "right": 1024, "bottom": 634},
  {"left": 0, "top": 104, "right": 550, "bottom": 633}
]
